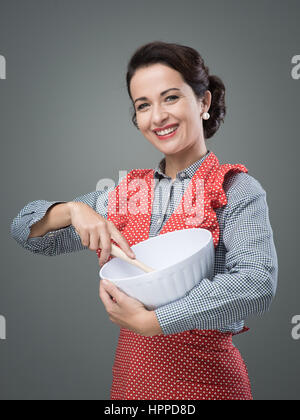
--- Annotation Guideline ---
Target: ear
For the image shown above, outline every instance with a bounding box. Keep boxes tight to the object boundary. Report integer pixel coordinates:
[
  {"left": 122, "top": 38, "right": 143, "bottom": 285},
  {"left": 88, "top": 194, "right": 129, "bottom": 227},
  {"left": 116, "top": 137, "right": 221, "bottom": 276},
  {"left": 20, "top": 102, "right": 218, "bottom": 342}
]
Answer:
[
  {"left": 203, "top": 90, "right": 212, "bottom": 112},
  {"left": 197, "top": 90, "right": 212, "bottom": 113}
]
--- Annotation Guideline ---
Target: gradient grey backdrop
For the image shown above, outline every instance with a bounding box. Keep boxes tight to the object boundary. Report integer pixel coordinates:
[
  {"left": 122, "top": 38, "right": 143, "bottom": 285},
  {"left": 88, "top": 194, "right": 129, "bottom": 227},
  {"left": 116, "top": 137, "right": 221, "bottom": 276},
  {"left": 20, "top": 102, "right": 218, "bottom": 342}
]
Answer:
[{"left": 1, "top": 0, "right": 299, "bottom": 400}]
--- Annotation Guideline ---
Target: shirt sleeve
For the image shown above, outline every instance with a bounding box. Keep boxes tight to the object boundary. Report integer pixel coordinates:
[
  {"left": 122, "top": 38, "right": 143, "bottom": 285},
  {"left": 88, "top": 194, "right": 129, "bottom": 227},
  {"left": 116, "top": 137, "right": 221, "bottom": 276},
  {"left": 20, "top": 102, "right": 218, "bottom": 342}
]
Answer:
[
  {"left": 154, "top": 173, "right": 279, "bottom": 335},
  {"left": 10, "top": 188, "right": 113, "bottom": 257}
]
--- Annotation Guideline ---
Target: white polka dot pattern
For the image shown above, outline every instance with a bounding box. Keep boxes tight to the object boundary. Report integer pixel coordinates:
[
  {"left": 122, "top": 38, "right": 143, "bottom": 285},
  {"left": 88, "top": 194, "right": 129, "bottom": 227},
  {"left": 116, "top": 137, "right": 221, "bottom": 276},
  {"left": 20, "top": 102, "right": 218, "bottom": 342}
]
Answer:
[
  {"left": 105, "top": 151, "right": 253, "bottom": 400},
  {"left": 111, "top": 329, "right": 252, "bottom": 400}
]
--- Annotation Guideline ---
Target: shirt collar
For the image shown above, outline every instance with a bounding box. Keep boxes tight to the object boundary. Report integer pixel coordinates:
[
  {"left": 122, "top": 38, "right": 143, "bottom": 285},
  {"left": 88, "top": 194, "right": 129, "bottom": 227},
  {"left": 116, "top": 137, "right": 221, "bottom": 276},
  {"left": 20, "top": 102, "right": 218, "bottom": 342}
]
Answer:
[{"left": 153, "top": 150, "right": 211, "bottom": 180}]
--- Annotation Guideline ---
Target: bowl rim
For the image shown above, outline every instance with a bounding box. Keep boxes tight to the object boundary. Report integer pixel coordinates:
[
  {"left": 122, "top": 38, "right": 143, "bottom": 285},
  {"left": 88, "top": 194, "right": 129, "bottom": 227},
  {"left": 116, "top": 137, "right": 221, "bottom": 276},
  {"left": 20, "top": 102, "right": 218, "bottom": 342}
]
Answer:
[{"left": 99, "top": 228, "right": 213, "bottom": 282}]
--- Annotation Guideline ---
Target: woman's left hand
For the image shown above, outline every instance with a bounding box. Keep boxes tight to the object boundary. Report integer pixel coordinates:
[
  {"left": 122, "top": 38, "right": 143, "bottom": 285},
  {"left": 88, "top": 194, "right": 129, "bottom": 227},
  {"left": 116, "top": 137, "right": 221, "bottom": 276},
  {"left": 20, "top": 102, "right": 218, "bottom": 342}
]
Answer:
[{"left": 99, "top": 279, "right": 163, "bottom": 337}]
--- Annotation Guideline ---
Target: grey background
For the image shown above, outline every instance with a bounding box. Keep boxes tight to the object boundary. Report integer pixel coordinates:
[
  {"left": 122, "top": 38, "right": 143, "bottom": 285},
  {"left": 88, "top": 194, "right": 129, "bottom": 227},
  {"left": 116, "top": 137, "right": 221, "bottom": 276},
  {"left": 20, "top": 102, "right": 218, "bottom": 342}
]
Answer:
[{"left": 0, "top": 0, "right": 299, "bottom": 400}]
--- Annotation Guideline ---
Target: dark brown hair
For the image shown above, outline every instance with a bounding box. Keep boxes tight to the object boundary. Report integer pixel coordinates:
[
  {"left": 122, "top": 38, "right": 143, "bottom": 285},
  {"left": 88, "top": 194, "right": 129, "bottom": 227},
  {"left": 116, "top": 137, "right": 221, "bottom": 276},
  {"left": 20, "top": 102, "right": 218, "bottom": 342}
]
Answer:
[{"left": 126, "top": 41, "right": 226, "bottom": 139}]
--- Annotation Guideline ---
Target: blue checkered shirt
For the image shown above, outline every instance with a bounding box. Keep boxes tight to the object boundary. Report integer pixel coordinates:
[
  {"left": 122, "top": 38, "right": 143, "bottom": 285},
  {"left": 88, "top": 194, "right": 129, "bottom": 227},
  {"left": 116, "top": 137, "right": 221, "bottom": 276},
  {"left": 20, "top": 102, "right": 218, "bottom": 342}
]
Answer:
[{"left": 10, "top": 150, "right": 278, "bottom": 335}]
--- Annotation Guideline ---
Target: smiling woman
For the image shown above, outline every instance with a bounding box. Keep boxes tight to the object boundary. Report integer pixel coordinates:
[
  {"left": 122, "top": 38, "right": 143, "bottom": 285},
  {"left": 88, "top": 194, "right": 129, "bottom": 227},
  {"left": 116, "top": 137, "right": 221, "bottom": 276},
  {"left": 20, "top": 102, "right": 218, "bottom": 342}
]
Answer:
[
  {"left": 126, "top": 42, "right": 226, "bottom": 180},
  {"left": 95, "top": 41, "right": 277, "bottom": 400},
  {"left": 127, "top": 42, "right": 226, "bottom": 137},
  {"left": 10, "top": 40, "right": 278, "bottom": 401}
]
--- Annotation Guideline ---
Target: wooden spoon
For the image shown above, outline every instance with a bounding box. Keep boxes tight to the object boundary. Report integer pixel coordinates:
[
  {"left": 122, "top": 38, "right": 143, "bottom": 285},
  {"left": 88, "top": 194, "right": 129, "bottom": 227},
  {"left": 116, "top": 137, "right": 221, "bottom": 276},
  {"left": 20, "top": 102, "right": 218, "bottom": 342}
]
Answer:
[{"left": 110, "top": 243, "right": 155, "bottom": 273}]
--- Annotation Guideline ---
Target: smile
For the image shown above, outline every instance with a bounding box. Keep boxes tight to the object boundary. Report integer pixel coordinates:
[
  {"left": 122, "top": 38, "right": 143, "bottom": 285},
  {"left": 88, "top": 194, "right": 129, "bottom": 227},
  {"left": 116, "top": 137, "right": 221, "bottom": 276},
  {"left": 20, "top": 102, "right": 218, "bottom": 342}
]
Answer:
[{"left": 155, "top": 125, "right": 179, "bottom": 140}]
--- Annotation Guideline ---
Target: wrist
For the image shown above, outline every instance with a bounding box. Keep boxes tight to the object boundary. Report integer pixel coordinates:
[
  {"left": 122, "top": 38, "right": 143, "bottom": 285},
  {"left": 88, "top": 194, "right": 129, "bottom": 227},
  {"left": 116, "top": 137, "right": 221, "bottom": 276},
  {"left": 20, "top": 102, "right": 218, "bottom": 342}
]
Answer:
[
  {"left": 66, "top": 201, "right": 76, "bottom": 214},
  {"left": 65, "top": 201, "right": 76, "bottom": 223},
  {"left": 66, "top": 201, "right": 84, "bottom": 218},
  {"left": 141, "top": 310, "right": 163, "bottom": 337}
]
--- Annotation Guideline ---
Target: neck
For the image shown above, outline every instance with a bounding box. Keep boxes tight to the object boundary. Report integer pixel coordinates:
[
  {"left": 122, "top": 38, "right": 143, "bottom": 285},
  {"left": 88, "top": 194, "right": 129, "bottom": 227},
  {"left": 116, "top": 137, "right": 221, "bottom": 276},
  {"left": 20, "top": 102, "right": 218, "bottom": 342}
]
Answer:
[{"left": 164, "top": 142, "right": 208, "bottom": 180}]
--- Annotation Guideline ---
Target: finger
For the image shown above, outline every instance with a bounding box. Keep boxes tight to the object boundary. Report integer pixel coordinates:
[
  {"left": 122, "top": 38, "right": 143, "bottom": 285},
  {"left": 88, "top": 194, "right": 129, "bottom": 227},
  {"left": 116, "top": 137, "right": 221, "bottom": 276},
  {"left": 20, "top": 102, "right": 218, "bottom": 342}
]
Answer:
[
  {"left": 99, "top": 280, "right": 114, "bottom": 310},
  {"left": 109, "top": 223, "right": 136, "bottom": 259},
  {"left": 99, "top": 280, "right": 117, "bottom": 303},
  {"left": 98, "top": 228, "right": 112, "bottom": 266},
  {"left": 102, "top": 279, "right": 121, "bottom": 302},
  {"left": 89, "top": 229, "right": 100, "bottom": 251},
  {"left": 80, "top": 230, "right": 90, "bottom": 248}
]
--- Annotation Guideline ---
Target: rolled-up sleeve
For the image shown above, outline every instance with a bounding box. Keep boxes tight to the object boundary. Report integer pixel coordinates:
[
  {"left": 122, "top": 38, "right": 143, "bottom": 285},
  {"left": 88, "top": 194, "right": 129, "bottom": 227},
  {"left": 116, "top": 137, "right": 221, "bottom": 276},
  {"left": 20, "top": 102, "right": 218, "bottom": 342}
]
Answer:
[
  {"left": 10, "top": 188, "right": 112, "bottom": 257},
  {"left": 155, "top": 174, "right": 279, "bottom": 335}
]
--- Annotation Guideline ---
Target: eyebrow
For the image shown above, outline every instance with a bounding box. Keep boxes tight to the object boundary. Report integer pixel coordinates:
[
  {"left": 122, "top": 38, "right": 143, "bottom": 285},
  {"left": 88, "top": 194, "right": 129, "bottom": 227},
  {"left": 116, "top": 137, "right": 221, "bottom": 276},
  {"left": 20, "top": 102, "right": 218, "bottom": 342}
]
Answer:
[{"left": 134, "top": 88, "right": 181, "bottom": 105}]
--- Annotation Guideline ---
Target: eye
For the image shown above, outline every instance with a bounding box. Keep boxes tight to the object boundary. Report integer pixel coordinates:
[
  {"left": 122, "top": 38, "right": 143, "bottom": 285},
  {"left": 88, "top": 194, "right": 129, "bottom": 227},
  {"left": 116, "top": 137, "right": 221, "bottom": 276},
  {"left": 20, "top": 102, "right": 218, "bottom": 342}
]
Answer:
[
  {"left": 166, "top": 95, "right": 179, "bottom": 101},
  {"left": 136, "top": 95, "right": 179, "bottom": 111},
  {"left": 137, "top": 103, "right": 148, "bottom": 111}
]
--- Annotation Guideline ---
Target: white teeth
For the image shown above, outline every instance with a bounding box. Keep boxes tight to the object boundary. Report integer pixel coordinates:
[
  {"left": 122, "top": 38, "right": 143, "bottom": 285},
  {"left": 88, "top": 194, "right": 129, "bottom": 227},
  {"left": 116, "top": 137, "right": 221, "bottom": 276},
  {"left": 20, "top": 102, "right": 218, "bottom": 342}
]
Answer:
[{"left": 156, "top": 125, "right": 178, "bottom": 136}]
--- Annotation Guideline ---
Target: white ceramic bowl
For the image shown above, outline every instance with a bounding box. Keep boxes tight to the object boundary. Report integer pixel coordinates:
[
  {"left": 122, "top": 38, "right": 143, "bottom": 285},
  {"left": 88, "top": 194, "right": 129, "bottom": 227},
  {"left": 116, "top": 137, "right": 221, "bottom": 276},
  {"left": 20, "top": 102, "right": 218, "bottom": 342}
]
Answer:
[{"left": 99, "top": 228, "right": 215, "bottom": 310}]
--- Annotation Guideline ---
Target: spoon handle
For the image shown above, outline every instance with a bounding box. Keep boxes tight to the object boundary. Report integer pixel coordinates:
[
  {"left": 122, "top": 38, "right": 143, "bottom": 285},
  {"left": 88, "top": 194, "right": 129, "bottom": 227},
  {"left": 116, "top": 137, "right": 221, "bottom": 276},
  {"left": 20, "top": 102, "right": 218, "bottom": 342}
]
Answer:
[{"left": 111, "top": 244, "right": 155, "bottom": 273}]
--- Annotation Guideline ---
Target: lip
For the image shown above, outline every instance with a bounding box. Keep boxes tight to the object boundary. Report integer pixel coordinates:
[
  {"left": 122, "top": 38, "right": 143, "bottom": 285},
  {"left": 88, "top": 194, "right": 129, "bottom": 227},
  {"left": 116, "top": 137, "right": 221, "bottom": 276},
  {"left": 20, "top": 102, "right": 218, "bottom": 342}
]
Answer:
[
  {"left": 152, "top": 123, "right": 179, "bottom": 133},
  {"left": 153, "top": 124, "right": 179, "bottom": 141}
]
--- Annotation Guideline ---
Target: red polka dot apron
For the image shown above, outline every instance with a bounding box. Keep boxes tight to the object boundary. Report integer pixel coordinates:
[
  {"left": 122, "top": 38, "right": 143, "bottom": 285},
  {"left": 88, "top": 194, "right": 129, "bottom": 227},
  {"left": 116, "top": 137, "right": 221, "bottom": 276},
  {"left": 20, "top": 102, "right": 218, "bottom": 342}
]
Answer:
[{"left": 101, "top": 151, "right": 253, "bottom": 400}]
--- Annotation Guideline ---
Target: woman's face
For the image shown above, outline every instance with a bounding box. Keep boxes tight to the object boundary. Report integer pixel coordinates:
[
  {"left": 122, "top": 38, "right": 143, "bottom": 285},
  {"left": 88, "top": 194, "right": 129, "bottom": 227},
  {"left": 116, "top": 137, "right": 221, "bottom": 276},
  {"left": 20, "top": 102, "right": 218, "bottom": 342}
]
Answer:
[{"left": 130, "top": 63, "right": 208, "bottom": 155}]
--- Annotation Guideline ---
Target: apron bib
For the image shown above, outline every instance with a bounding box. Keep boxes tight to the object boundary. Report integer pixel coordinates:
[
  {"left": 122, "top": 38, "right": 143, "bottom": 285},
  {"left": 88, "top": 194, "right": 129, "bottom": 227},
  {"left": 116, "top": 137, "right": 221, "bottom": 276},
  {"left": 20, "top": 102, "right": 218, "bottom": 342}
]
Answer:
[{"left": 103, "top": 152, "right": 253, "bottom": 400}]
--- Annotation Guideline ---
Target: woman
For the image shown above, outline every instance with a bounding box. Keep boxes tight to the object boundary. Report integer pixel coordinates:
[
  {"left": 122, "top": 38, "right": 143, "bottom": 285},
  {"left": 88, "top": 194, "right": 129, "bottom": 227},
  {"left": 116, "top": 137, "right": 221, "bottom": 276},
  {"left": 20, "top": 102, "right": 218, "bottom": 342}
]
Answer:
[{"left": 11, "top": 41, "right": 278, "bottom": 400}]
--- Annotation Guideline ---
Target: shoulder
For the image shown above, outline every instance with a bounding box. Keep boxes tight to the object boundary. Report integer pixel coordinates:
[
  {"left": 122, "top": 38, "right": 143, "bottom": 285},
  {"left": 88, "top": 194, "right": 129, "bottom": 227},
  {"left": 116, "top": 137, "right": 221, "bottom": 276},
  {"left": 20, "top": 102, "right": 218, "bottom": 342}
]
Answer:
[{"left": 223, "top": 171, "right": 267, "bottom": 208}]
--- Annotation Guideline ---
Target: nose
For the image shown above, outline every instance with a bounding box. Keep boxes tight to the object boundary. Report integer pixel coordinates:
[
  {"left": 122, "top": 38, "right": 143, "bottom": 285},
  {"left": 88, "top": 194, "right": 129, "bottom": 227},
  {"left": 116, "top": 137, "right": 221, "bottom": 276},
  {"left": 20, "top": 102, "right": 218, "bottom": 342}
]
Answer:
[{"left": 151, "top": 103, "right": 169, "bottom": 126}]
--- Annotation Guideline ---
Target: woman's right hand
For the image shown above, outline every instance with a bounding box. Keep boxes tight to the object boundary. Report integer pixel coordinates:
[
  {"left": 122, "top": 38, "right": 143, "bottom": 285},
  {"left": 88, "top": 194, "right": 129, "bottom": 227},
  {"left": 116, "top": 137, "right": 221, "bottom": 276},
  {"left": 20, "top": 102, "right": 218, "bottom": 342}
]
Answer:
[{"left": 67, "top": 202, "right": 135, "bottom": 267}]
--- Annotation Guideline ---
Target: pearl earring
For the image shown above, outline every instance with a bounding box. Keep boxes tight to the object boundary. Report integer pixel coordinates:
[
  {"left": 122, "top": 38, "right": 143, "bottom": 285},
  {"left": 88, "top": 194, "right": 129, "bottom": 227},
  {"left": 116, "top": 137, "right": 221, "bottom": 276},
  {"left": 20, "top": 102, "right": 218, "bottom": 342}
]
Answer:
[{"left": 202, "top": 112, "right": 210, "bottom": 120}]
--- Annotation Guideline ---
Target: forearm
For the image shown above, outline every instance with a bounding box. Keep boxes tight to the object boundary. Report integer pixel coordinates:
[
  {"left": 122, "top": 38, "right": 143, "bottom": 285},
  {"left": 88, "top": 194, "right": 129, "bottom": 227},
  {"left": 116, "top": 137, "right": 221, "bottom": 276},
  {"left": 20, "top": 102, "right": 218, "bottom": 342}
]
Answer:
[
  {"left": 155, "top": 267, "right": 276, "bottom": 335},
  {"left": 10, "top": 188, "right": 112, "bottom": 256},
  {"left": 29, "top": 202, "right": 72, "bottom": 238}
]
